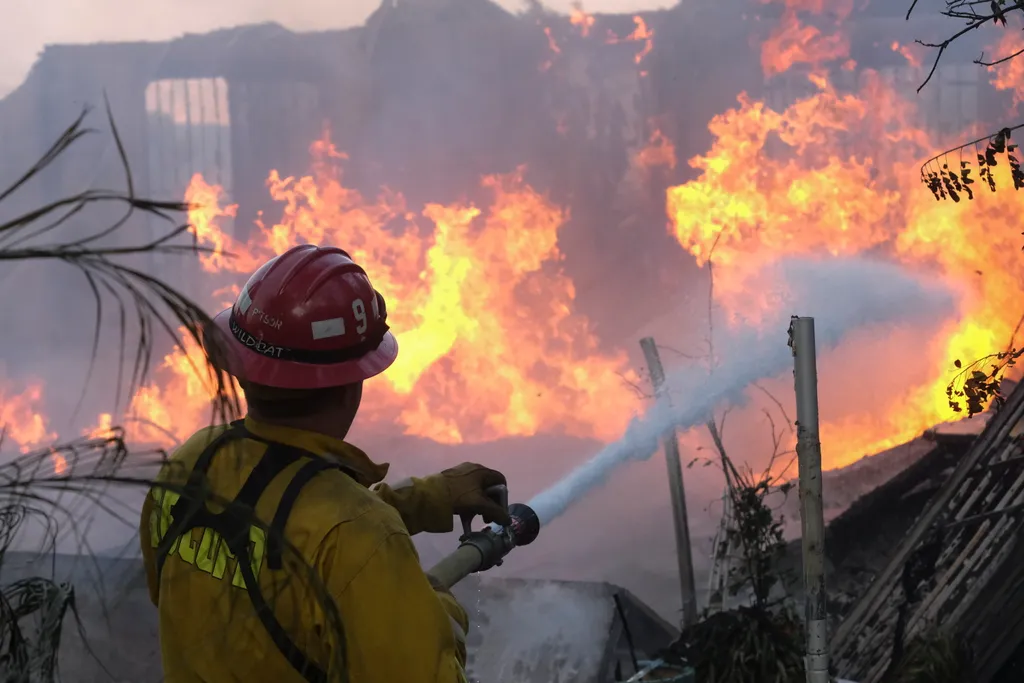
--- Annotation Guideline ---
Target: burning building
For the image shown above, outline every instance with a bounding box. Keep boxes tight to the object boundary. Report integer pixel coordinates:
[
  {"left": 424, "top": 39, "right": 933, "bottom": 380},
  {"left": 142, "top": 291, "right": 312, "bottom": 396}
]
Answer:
[
  {"left": 1, "top": 0, "right": 1024, "bottom": 678},
  {"left": 0, "top": 0, "right": 1002, "bottom": 455}
]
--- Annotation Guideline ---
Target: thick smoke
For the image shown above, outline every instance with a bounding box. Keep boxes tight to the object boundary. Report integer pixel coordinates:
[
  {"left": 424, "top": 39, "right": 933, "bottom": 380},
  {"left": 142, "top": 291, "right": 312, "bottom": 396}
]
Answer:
[{"left": 525, "top": 256, "right": 957, "bottom": 525}]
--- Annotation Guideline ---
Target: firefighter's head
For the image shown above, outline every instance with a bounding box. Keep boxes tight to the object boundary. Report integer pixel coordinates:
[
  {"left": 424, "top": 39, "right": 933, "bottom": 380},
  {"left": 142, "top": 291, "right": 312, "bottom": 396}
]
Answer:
[{"left": 206, "top": 244, "right": 397, "bottom": 433}]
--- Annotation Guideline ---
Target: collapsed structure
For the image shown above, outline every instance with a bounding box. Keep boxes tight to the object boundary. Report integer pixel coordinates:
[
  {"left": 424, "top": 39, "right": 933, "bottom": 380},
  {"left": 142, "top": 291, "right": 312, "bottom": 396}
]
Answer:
[{"left": 830, "top": 379, "right": 1024, "bottom": 682}]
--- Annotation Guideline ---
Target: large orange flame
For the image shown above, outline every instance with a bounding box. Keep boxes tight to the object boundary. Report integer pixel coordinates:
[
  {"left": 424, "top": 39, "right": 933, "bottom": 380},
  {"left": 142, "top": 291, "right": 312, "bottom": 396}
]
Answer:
[
  {"left": 29, "top": 4, "right": 1019, "bottom": 477},
  {"left": 118, "top": 142, "right": 640, "bottom": 449},
  {"left": 667, "top": 8, "right": 1024, "bottom": 465}
]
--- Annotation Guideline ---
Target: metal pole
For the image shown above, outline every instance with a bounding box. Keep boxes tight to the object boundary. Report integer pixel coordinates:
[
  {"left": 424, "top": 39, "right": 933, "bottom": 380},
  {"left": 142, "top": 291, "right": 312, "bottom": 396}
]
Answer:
[
  {"left": 788, "top": 317, "right": 830, "bottom": 683},
  {"left": 640, "top": 337, "right": 698, "bottom": 628}
]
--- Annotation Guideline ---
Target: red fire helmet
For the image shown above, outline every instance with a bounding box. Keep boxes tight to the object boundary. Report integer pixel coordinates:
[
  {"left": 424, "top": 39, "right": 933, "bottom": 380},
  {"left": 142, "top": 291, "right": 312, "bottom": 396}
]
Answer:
[{"left": 209, "top": 244, "right": 399, "bottom": 389}]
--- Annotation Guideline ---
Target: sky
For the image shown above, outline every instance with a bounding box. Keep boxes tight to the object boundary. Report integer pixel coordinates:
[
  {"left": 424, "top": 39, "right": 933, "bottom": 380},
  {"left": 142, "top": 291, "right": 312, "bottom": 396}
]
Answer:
[{"left": 1, "top": 0, "right": 673, "bottom": 96}]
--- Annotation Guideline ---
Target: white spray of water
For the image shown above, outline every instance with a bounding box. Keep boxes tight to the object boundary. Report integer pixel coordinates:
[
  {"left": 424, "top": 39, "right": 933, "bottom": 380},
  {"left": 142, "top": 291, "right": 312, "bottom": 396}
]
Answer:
[{"left": 524, "top": 257, "right": 958, "bottom": 525}]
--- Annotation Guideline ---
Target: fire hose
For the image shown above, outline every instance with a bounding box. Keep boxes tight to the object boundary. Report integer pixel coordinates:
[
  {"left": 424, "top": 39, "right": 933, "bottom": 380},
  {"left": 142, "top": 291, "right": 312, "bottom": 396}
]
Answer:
[{"left": 426, "top": 485, "right": 541, "bottom": 589}]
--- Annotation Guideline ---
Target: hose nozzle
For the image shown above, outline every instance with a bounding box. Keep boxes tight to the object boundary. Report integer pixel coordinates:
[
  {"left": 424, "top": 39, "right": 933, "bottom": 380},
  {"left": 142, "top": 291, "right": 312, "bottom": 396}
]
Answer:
[
  {"left": 503, "top": 502, "right": 541, "bottom": 547},
  {"left": 427, "top": 501, "right": 541, "bottom": 589}
]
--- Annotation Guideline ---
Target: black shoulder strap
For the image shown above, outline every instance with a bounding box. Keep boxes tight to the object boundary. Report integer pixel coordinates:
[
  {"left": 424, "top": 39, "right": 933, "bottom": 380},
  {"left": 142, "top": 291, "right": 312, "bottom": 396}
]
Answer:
[
  {"left": 266, "top": 457, "right": 339, "bottom": 570},
  {"left": 155, "top": 420, "right": 345, "bottom": 683},
  {"left": 155, "top": 421, "right": 250, "bottom": 579},
  {"left": 226, "top": 442, "right": 327, "bottom": 683}
]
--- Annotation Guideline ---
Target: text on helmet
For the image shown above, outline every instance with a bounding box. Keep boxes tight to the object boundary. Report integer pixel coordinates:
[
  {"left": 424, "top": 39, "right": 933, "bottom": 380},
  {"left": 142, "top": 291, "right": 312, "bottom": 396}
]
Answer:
[
  {"left": 249, "top": 305, "right": 284, "bottom": 330},
  {"left": 230, "top": 318, "right": 285, "bottom": 358}
]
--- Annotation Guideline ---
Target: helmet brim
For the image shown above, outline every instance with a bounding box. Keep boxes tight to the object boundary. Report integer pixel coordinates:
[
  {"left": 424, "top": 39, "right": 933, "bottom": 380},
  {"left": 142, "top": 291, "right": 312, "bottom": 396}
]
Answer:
[{"left": 209, "top": 307, "right": 399, "bottom": 389}]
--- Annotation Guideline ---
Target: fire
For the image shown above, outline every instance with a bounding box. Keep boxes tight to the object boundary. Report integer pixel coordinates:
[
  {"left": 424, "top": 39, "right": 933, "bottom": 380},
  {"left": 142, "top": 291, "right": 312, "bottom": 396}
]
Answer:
[
  {"left": 541, "top": 26, "right": 561, "bottom": 72},
  {"left": 760, "top": 0, "right": 853, "bottom": 76},
  {"left": 11, "top": 1, "right": 1014, "bottom": 476},
  {"left": 119, "top": 143, "right": 639, "bottom": 448},
  {"left": 635, "top": 127, "right": 677, "bottom": 171},
  {"left": 125, "top": 332, "right": 243, "bottom": 447},
  {"left": 0, "top": 377, "right": 66, "bottom": 475},
  {"left": 85, "top": 413, "right": 115, "bottom": 439},
  {"left": 541, "top": 8, "right": 652, "bottom": 77},
  {"left": 666, "top": 6, "right": 1024, "bottom": 466},
  {"left": 890, "top": 41, "right": 923, "bottom": 70},
  {"left": 988, "top": 27, "right": 1024, "bottom": 106},
  {"left": 606, "top": 16, "right": 654, "bottom": 68},
  {"left": 761, "top": 10, "right": 848, "bottom": 76},
  {"left": 569, "top": 1, "right": 595, "bottom": 37},
  {"left": 185, "top": 173, "right": 241, "bottom": 272},
  {"left": 79, "top": 335, "right": 231, "bottom": 449},
  {"left": 0, "top": 378, "right": 55, "bottom": 453}
]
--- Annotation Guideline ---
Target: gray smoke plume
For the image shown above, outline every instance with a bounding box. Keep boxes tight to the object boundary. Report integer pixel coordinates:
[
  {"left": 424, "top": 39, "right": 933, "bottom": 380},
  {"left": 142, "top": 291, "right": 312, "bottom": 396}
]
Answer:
[{"left": 526, "top": 256, "right": 958, "bottom": 524}]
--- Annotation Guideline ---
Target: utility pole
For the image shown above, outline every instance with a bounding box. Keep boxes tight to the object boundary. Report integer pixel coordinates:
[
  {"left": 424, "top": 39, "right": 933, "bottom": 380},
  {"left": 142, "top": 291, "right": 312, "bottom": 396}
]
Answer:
[
  {"left": 639, "top": 337, "right": 698, "bottom": 628},
  {"left": 788, "top": 317, "right": 830, "bottom": 683}
]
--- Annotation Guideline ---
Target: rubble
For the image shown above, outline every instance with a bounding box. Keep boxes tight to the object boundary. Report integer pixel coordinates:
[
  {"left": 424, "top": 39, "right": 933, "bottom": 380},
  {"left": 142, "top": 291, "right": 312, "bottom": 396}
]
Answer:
[{"left": 829, "top": 379, "right": 1024, "bottom": 682}]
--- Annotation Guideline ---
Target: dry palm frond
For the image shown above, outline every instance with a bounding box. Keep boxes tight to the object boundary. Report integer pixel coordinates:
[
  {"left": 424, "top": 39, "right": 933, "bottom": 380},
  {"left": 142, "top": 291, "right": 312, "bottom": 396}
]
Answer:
[
  {"left": 0, "top": 103, "right": 265, "bottom": 681},
  {"left": 0, "top": 98, "right": 239, "bottom": 421},
  {"left": 0, "top": 576, "right": 75, "bottom": 681}
]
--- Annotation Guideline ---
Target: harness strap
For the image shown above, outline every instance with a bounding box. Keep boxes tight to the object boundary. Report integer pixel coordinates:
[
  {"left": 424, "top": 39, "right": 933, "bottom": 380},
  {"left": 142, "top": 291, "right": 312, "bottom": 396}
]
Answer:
[
  {"left": 155, "top": 422, "right": 249, "bottom": 579},
  {"left": 267, "top": 457, "right": 339, "bottom": 570},
  {"left": 225, "top": 477, "right": 326, "bottom": 683},
  {"left": 155, "top": 421, "right": 343, "bottom": 683}
]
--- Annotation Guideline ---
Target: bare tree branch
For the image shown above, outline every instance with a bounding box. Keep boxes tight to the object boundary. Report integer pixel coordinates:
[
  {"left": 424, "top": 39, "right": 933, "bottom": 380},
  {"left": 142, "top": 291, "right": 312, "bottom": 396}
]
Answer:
[
  {"left": 907, "top": 0, "right": 1024, "bottom": 91},
  {"left": 751, "top": 382, "right": 795, "bottom": 433},
  {"left": 977, "top": 44, "right": 1024, "bottom": 66}
]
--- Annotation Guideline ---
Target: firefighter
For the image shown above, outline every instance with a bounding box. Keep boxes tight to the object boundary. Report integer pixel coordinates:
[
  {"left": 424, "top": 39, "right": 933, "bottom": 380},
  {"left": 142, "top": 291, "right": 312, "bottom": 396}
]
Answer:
[{"left": 139, "top": 244, "right": 512, "bottom": 683}]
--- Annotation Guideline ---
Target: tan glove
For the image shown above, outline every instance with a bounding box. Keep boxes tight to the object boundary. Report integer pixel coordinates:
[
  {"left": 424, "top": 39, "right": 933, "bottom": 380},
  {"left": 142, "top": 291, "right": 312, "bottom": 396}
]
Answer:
[{"left": 440, "top": 462, "right": 512, "bottom": 527}]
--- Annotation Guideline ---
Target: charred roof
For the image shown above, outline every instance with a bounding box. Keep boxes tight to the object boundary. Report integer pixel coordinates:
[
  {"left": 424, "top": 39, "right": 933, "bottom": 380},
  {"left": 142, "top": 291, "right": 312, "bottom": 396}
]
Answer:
[{"left": 832, "top": 379, "right": 1024, "bottom": 682}]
